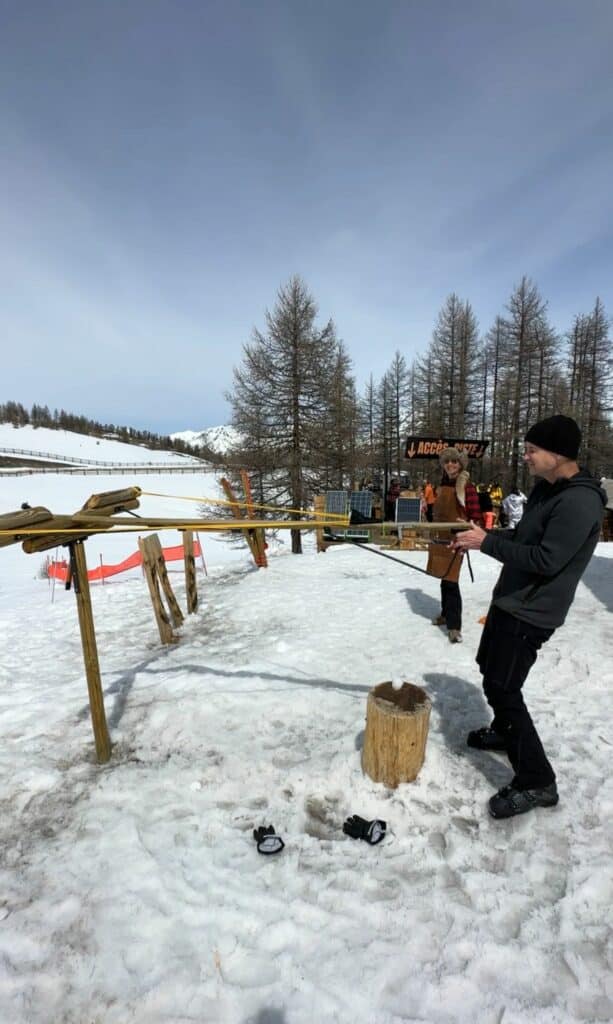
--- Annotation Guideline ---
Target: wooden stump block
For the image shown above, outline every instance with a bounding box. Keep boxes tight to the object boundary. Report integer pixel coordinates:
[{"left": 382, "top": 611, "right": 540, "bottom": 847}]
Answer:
[{"left": 361, "top": 682, "right": 431, "bottom": 788}]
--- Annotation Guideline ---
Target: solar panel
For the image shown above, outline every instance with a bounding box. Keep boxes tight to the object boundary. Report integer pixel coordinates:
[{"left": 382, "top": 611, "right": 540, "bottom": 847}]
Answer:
[
  {"left": 346, "top": 490, "right": 372, "bottom": 539},
  {"left": 395, "top": 496, "right": 422, "bottom": 539},
  {"left": 325, "top": 491, "right": 350, "bottom": 515},
  {"left": 323, "top": 490, "right": 372, "bottom": 540},
  {"left": 396, "top": 497, "right": 422, "bottom": 523},
  {"left": 323, "top": 490, "right": 349, "bottom": 540},
  {"left": 349, "top": 491, "right": 372, "bottom": 516}
]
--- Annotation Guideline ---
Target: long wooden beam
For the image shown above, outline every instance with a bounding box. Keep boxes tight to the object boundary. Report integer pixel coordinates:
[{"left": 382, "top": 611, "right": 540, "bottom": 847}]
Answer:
[
  {"left": 0, "top": 517, "right": 476, "bottom": 547},
  {"left": 70, "top": 516, "right": 472, "bottom": 532}
]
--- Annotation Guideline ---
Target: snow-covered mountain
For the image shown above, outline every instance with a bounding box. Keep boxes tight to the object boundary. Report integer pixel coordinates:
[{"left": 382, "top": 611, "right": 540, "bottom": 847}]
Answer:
[{"left": 171, "top": 424, "right": 242, "bottom": 454}]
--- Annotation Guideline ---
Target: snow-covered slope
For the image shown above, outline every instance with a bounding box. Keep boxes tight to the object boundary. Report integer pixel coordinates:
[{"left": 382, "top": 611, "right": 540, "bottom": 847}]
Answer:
[{"left": 0, "top": 423, "right": 203, "bottom": 465}]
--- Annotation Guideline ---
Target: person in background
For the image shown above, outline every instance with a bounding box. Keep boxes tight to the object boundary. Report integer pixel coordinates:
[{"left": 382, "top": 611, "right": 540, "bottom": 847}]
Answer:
[
  {"left": 501, "top": 487, "right": 527, "bottom": 529},
  {"left": 422, "top": 479, "right": 436, "bottom": 521},
  {"left": 430, "top": 448, "right": 483, "bottom": 644},
  {"left": 386, "top": 477, "right": 401, "bottom": 521},
  {"left": 477, "top": 484, "right": 493, "bottom": 516},
  {"left": 489, "top": 481, "right": 503, "bottom": 505},
  {"left": 452, "top": 415, "right": 606, "bottom": 819}
]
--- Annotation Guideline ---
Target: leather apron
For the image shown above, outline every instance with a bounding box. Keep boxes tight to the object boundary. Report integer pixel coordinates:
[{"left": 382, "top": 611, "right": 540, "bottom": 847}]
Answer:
[{"left": 425, "top": 485, "right": 464, "bottom": 582}]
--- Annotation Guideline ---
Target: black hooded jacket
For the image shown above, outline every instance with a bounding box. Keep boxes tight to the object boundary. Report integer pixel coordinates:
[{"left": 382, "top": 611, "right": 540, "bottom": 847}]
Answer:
[{"left": 481, "top": 470, "right": 606, "bottom": 629}]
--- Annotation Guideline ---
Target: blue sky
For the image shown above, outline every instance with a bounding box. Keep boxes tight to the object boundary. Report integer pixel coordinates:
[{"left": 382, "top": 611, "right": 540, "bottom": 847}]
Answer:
[{"left": 2, "top": 0, "right": 612, "bottom": 433}]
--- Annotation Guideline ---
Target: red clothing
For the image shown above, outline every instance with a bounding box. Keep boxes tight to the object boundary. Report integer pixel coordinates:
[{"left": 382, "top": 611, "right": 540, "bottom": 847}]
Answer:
[{"left": 463, "top": 481, "right": 483, "bottom": 526}]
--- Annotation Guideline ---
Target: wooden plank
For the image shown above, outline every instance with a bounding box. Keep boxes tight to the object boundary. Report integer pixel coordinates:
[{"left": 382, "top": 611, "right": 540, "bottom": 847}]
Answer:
[
  {"left": 69, "top": 541, "right": 112, "bottom": 764},
  {"left": 314, "top": 495, "right": 326, "bottom": 553},
  {"left": 182, "top": 530, "right": 198, "bottom": 614},
  {"left": 240, "top": 469, "right": 267, "bottom": 567},
  {"left": 220, "top": 477, "right": 260, "bottom": 565},
  {"left": 138, "top": 535, "right": 177, "bottom": 644},
  {"left": 149, "top": 534, "right": 184, "bottom": 628}
]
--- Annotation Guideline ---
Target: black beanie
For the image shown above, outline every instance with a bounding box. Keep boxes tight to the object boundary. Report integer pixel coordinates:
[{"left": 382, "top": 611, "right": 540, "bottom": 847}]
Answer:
[{"left": 524, "top": 415, "right": 581, "bottom": 459}]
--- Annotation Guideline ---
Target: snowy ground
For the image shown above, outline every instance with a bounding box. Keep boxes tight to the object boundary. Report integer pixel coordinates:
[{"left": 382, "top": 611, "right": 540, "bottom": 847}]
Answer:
[{"left": 0, "top": 431, "right": 612, "bottom": 1024}]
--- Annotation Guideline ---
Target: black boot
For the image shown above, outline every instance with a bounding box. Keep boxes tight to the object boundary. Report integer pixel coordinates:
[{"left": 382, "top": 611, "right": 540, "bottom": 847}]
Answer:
[
  {"left": 466, "top": 726, "right": 507, "bottom": 751},
  {"left": 489, "top": 782, "right": 559, "bottom": 819}
]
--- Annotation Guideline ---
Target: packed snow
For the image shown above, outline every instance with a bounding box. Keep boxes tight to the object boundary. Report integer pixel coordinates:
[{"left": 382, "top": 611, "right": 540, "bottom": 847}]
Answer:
[{"left": 0, "top": 429, "right": 612, "bottom": 1024}]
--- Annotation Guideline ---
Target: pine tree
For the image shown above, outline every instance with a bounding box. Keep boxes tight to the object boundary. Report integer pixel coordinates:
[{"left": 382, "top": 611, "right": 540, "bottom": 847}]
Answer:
[{"left": 227, "top": 276, "right": 338, "bottom": 553}]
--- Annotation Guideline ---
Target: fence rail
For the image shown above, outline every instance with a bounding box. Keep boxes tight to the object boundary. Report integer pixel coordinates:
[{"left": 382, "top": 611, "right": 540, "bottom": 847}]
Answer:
[
  {"left": 0, "top": 464, "right": 212, "bottom": 477},
  {"left": 0, "top": 445, "right": 206, "bottom": 468}
]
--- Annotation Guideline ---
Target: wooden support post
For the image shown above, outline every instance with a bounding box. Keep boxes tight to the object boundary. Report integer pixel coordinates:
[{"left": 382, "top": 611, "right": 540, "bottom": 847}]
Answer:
[
  {"left": 314, "top": 495, "right": 326, "bottom": 552},
  {"left": 195, "top": 532, "right": 208, "bottom": 576},
  {"left": 240, "top": 469, "right": 268, "bottom": 567},
  {"left": 69, "top": 541, "right": 112, "bottom": 764},
  {"left": 138, "top": 534, "right": 183, "bottom": 644},
  {"left": 220, "top": 477, "right": 261, "bottom": 567},
  {"left": 362, "top": 682, "right": 431, "bottom": 788},
  {"left": 182, "top": 530, "right": 198, "bottom": 614}
]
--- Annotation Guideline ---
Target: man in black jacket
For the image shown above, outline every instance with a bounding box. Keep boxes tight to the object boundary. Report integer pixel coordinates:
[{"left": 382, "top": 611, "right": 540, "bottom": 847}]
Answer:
[{"left": 452, "top": 415, "right": 606, "bottom": 819}]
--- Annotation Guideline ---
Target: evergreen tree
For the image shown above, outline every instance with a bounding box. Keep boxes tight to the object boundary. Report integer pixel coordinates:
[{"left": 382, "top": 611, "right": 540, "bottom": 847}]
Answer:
[{"left": 227, "top": 276, "right": 338, "bottom": 553}]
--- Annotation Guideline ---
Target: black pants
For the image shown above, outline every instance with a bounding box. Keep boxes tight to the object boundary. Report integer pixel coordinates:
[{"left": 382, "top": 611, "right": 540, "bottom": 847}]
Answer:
[
  {"left": 426, "top": 504, "right": 434, "bottom": 522},
  {"left": 477, "top": 606, "right": 555, "bottom": 790},
  {"left": 441, "top": 579, "right": 462, "bottom": 630}
]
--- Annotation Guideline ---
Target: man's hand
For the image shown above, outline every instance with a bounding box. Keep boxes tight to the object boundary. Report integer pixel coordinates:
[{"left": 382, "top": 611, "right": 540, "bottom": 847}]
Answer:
[{"left": 451, "top": 521, "right": 486, "bottom": 551}]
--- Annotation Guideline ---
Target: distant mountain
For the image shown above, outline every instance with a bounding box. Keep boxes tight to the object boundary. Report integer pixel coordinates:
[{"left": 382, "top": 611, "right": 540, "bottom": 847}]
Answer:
[{"left": 171, "top": 425, "right": 241, "bottom": 455}]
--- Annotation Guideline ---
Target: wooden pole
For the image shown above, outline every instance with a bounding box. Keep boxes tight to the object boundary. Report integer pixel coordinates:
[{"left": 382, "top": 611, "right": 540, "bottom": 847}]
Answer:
[
  {"left": 240, "top": 469, "right": 268, "bottom": 567},
  {"left": 314, "top": 495, "right": 326, "bottom": 552},
  {"left": 195, "top": 532, "right": 207, "bottom": 576},
  {"left": 182, "top": 530, "right": 198, "bottom": 614},
  {"left": 153, "top": 536, "right": 184, "bottom": 627},
  {"left": 51, "top": 547, "right": 58, "bottom": 604},
  {"left": 220, "top": 477, "right": 260, "bottom": 566},
  {"left": 138, "top": 535, "right": 182, "bottom": 643},
  {"left": 69, "top": 541, "right": 111, "bottom": 763}
]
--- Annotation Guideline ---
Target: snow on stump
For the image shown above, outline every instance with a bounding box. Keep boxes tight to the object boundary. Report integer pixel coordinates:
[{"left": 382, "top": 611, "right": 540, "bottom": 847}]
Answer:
[{"left": 362, "top": 682, "right": 431, "bottom": 788}]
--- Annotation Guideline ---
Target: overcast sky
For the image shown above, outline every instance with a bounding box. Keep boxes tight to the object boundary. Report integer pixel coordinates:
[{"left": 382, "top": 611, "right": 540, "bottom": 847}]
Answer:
[{"left": 2, "top": 0, "right": 612, "bottom": 434}]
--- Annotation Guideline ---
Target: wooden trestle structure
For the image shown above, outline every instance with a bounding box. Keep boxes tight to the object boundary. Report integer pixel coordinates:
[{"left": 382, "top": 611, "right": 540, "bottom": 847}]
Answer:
[
  {"left": 0, "top": 485, "right": 471, "bottom": 765},
  {"left": 0, "top": 486, "right": 352, "bottom": 763}
]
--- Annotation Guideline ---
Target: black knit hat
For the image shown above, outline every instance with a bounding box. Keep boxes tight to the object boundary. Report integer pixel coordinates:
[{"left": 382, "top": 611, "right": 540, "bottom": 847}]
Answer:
[{"left": 524, "top": 415, "right": 581, "bottom": 459}]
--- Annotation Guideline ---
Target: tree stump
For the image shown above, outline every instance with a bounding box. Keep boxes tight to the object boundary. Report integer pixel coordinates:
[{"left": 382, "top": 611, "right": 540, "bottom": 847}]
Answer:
[{"left": 361, "top": 682, "right": 431, "bottom": 788}]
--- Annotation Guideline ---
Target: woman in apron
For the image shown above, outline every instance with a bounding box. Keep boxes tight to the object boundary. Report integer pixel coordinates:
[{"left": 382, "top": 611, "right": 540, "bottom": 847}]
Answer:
[{"left": 428, "top": 447, "right": 483, "bottom": 643}]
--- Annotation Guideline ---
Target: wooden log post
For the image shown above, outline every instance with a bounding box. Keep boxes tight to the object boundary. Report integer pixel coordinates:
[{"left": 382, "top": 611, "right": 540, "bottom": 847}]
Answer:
[
  {"left": 240, "top": 469, "right": 268, "bottom": 567},
  {"left": 69, "top": 541, "right": 112, "bottom": 764},
  {"left": 182, "top": 530, "right": 198, "bottom": 614},
  {"left": 361, "top": 682, "right": 431, "bottom": 788},
  {"left": 314, "top": 495, "right": 326, "bottom": 553},
  {"left": 138, "top": 534, "right": 183, "bottom": 644},
  {"left": 220, "top": 477, "right": 261, "bottom": 567}
]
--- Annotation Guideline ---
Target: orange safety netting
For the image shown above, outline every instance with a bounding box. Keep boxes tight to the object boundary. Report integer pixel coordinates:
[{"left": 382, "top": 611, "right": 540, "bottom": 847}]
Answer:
[{"left": 48, "top": 540, "right": 203, "bottom": 583}]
